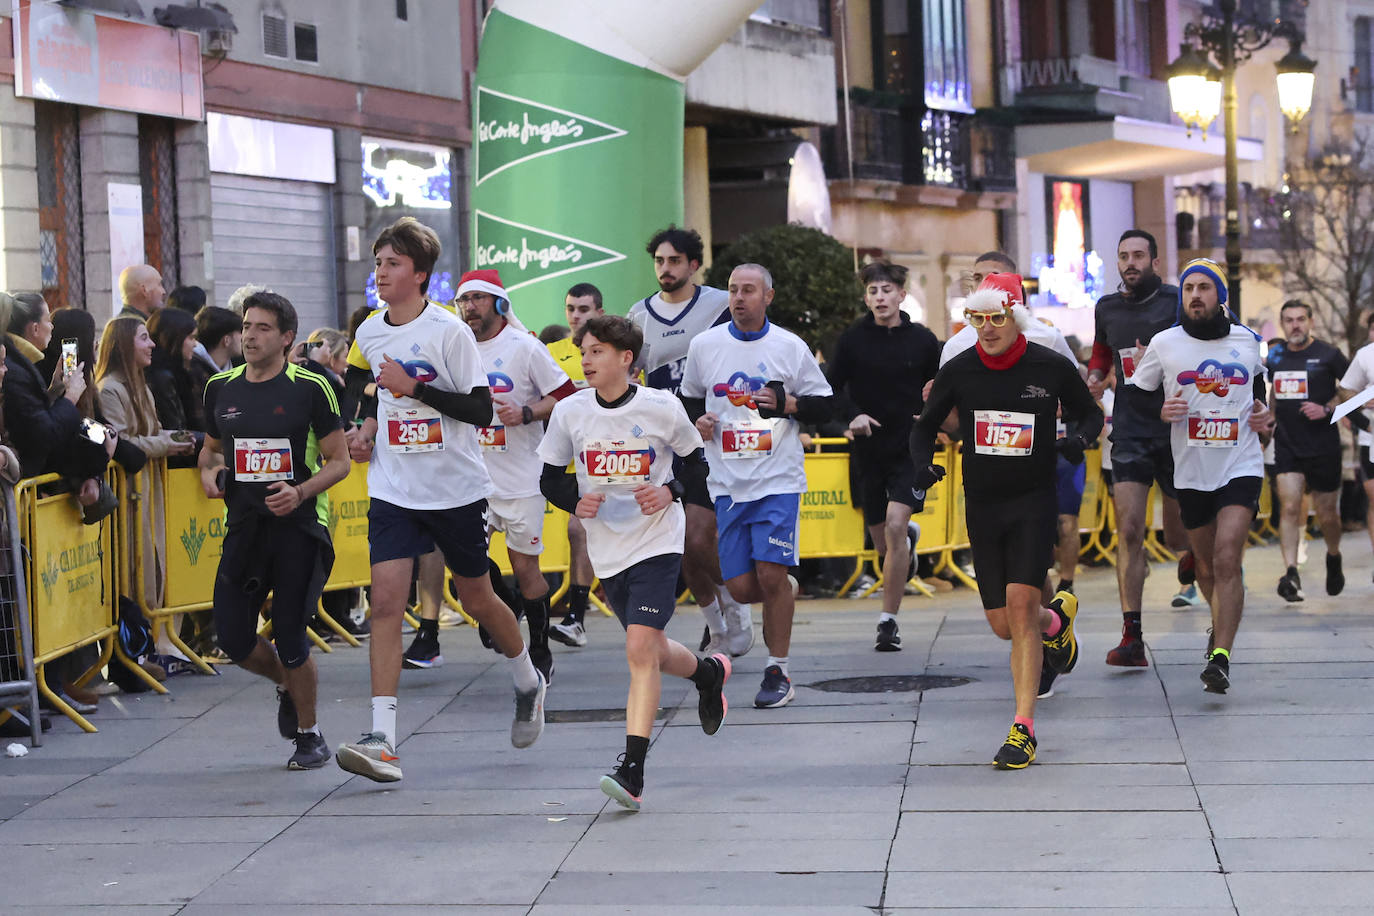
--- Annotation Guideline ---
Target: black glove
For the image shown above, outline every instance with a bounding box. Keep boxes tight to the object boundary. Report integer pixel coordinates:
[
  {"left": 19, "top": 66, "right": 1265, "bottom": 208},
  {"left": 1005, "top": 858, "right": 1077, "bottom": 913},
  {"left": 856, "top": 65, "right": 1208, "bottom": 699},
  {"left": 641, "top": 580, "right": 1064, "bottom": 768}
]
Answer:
[
  {"left": 913, "top": 463, "right": 946, "bottom": 491},
  {"left": 757, "top": 380, "right": 788, "bottom": 419},
  {"left": 1056, "top": 434, "right": 1087, "bottom": 465}
]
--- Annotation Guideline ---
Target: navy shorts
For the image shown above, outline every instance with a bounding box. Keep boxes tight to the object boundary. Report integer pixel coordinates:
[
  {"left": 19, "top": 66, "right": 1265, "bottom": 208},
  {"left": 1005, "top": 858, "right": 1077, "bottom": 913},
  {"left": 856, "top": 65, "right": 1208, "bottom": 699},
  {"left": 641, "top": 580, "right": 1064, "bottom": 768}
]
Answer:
[
  {"left": 1055, "top": 454, "right": 1086, "bottom": 516},
  {"left": 214, "top": 516, "right": 332, "bottom": 669},
  {"left": 602, "top": 553, "right": 682, "bottom": 630},
  {"left": 715, "top": 492, "right": 800, "bottom": 580},
  {"left": 1109, "top": 435, "right": 1177, "bottom": 498},
  {"left": 1272, "top": 440, "right": 1341, "bottom": 494},
  {"left": 1176, "top": 476, "right": 1262, "bottom": 530},
  {"left": 367, "top": 497, "right": 490, "bottom": 578}
]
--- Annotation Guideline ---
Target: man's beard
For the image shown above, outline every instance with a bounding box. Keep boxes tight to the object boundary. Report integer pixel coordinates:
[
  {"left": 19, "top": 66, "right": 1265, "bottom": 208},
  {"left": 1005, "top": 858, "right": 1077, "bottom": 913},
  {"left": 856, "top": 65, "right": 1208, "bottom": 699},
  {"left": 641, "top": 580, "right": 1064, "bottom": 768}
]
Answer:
[
  {"left": 658, "top": 275, "right": 689, "bottom": 294},
  {"left": 1287, "top": 332, "right": 1310, "bottom": 347},
  {"left": 1180, "top": 304, "right": 1231, "bottom": 340},
  {"left": 1122, "top": 268, "right": 1154, "bottom": 290}
]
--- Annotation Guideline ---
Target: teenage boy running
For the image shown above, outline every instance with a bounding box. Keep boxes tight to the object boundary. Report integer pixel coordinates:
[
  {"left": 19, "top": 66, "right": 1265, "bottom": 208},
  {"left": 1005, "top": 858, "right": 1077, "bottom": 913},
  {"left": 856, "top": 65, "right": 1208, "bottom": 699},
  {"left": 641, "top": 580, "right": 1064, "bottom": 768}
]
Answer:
[
  {"left": 539, "top": 315, "right": 729, "bottom": 810},
  {"left": 337, "top": 217, "right": 545, "bottom": 782}
]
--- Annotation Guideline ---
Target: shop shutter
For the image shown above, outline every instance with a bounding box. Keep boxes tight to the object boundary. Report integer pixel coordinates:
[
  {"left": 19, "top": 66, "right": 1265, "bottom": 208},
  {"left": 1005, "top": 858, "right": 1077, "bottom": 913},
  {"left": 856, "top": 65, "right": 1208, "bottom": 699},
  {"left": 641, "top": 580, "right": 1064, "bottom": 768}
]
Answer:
[{"left": 210, "top": 172, "right": 337, "bottom": 335}]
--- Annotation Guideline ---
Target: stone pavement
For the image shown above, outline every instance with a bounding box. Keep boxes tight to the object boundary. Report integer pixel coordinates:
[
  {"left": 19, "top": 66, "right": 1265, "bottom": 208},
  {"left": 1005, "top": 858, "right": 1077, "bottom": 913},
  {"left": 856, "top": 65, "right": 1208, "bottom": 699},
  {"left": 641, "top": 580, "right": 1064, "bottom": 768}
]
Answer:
[{"left": 3, "top": 534, "right": 1374, "bottom": 914}]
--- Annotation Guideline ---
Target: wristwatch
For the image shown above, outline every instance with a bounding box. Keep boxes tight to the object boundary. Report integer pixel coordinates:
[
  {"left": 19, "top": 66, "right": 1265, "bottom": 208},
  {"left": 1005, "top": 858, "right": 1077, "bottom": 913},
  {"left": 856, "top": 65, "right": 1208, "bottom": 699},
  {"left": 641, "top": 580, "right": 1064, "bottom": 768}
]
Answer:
[{"left": 521, "top": 405, "right": 534, "bottom": 425}]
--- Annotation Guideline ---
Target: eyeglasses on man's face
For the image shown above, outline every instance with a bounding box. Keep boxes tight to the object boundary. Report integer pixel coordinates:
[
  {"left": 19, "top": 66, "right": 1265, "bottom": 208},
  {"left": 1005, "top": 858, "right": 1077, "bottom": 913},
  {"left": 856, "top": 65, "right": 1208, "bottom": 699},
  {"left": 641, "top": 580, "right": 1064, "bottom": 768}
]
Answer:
[{"left": 963, "top": 310, "right": 1010, "bottom": 329}]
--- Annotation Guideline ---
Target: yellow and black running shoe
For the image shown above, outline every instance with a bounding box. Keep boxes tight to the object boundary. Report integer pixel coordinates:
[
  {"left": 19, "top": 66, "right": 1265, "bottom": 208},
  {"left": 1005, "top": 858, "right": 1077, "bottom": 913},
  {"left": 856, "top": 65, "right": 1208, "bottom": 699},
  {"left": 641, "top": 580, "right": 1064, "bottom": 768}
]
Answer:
[
  {"left": 992, "top": 722, "right": 1037, "bottom": 769},
  {"left": 1043, "top": 590, "right": 1079, "bottom": 674}
]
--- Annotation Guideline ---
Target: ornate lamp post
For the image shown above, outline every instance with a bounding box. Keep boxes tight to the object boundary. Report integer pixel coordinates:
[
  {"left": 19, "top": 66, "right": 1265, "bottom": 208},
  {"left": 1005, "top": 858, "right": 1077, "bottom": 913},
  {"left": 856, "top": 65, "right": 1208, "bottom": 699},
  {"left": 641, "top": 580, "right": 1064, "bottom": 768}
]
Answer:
[{"left": 1166, "top": 1, "right": 1315, "bottom": 318}]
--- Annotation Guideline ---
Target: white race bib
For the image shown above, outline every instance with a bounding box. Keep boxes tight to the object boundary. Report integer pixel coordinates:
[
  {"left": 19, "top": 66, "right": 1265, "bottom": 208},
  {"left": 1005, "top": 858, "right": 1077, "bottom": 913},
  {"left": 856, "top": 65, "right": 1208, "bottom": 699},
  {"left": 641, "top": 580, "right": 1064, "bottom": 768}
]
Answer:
[
  {"left": 1273, "top": 370, "right": 1308, "bottom": 400},
  {"left": 973, "top": 410, "right": 1035, "bottom": 456},
  {"left": 234, "top": 437, "right": 293, "bottom": 482},
  {"left": 584, "top": 437, "right": 651, "bottom": 485},
  {"left": 385, "top": 405, "right": 444, "bottom": 453},
  {"left": 1187, "top": 409, "right": 1239, "bottom": 448},
  {"left": 476, "top": 425, "right": 507, "bottom": 452},
  {"left": 721, "top": 418, "right": 774, "bottom": 460}
]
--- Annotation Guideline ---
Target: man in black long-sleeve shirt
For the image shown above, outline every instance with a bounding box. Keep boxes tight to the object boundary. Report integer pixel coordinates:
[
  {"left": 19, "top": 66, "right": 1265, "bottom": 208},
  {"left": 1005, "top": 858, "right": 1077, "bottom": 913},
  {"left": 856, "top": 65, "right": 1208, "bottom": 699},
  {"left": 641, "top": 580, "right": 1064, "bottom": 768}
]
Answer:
[
  {"left": 828, "top": 261, "right": 940, "bottom": 651},
  {"left": 911, "top": 282, "right": 1102, "bottom": 769}
]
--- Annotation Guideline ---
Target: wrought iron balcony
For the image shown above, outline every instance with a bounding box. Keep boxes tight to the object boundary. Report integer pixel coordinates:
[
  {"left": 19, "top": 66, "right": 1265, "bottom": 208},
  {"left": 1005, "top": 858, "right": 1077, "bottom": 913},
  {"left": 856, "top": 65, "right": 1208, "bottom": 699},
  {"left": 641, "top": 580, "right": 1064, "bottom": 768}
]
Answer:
[{"left": 821, "top": 89, "right": 1016, "bottom": 193}]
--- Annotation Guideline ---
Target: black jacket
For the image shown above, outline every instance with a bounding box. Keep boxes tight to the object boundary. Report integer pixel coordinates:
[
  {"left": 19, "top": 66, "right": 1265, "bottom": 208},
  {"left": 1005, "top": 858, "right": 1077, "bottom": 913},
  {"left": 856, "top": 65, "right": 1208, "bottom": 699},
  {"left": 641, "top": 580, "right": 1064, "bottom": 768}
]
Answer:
[
  {"left": 827, "top": 312, "right": 941, "bottom": 448},
  {"left": 3, "top": 342, "right": 83, "bottom": 479}
]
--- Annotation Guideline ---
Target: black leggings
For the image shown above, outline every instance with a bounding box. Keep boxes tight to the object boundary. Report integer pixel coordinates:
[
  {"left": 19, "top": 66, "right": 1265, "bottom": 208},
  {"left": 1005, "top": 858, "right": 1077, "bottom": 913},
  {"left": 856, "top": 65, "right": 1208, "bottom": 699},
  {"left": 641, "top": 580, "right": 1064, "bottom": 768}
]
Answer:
[{"left": 214, "top": 517, "right": 332, "bottom": 669}]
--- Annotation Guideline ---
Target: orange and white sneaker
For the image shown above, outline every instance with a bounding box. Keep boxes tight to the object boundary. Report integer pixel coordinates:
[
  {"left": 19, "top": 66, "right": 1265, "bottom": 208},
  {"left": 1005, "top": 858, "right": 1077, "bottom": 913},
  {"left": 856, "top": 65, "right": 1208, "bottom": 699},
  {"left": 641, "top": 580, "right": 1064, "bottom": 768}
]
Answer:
[{"left": 335, "top": 731, "right": 402, "bottom": 782}]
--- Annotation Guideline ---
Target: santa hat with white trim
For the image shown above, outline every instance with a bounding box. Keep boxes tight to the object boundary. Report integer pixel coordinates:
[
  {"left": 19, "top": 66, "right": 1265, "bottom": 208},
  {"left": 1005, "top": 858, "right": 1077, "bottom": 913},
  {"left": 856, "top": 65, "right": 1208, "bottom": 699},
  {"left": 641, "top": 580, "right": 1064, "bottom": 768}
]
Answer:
[
  {"left": 962, "top": 273, "right": 1032, "bottom": 331},
  {"left": 455, "top": 269, "right": 527, "bottom": 333}
]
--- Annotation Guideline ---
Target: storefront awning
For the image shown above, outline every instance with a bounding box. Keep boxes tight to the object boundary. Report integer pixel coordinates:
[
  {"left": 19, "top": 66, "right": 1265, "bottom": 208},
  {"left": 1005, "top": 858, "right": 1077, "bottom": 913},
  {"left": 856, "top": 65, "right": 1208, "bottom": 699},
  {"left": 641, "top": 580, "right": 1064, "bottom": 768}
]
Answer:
[{"left": 1015, "top": 116, "right": 1262, "bottom": 180}]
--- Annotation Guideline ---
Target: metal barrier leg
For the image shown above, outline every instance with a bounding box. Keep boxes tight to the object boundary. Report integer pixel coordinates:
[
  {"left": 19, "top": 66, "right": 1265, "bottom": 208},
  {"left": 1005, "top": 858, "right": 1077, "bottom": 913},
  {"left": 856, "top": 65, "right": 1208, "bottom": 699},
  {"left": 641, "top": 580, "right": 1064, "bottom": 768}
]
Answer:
[
  {"left": 156, "top": 617, "right": 218, "bottom": 675},
  {"left": 588, "top": 579, "right": 614, "bottom": 617},
  {"left": 36, "top": 661, "right": 96, "bottom": 733},
  {"left": 305, "top": 626, "right": 332, "bottom": 652},
  {"left": 111, "top": 635, "right": 169, "bottom": 695},
  {"left": 940, "top": 547, "right": 978, "bottom": 590},
  {"left": 315, "top": 602, "right": 362, "bottom": 648},
  {"left": 836, "top": 557, "right": 865, "bottom": 597}
]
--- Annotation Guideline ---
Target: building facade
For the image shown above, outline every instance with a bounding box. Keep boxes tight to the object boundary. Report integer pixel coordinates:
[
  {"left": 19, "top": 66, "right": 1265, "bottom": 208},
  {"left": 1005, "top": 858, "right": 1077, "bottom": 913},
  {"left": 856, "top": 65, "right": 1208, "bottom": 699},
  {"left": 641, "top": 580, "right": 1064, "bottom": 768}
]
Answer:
[{"left": 0, "top": 0, "right": 474, "bottom": 335}]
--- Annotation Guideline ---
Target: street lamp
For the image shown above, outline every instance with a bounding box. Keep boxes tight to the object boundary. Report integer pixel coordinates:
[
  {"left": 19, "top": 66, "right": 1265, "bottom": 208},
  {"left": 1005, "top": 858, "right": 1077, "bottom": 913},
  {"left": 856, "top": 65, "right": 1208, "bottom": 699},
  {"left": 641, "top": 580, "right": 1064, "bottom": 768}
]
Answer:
[{"left": 1167, "top": 1, "right": 1315, "bottom": 319}]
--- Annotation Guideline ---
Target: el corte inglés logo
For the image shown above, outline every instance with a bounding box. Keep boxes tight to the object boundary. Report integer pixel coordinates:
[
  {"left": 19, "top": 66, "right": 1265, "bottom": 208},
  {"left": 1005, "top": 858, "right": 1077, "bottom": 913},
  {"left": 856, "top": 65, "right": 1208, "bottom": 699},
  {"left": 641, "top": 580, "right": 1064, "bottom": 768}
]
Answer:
[
  {"left": 474, "top": 210, "right": 625, "bottom": 293},
  {"left": 474, "top": 87, "right": 626, "bottom": 185}
]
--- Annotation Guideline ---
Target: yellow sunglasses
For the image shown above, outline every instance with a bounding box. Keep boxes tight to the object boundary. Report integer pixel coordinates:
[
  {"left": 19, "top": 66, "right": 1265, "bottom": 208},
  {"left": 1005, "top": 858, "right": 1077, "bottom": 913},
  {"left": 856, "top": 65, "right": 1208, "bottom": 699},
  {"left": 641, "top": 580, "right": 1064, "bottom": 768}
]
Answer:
[{"left": 963, "top": 310, "right": 1010, "bottom": 329}]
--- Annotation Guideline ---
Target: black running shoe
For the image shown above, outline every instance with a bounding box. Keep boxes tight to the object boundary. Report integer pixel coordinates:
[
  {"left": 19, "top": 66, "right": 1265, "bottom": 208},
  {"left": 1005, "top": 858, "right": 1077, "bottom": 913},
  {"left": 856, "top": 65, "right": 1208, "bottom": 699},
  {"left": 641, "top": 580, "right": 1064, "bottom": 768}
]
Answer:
[
  {"left": 992, "top": 722, "right": 1037, "bottom": 769},
  {"left": 1037, "top": 646, "right": 1058, "bottom": 699},
  {"left": 287, "top": 731, "right": 330, "bottom": 770},
  {"left": 1277, "top": 567, "right": 1304, "bottom": 602},
  {"left": 1042, "top": 590, "right": 1079, "bottom": 674},
  {"left": 698, "top": 624, "right": 711, "bottom": 653},
  {"left": 1327, "top": 553, "right": 1345, "bottom": 596},
  {"left": 402, "top": 628, "right": 444, "bottom": 669},
  {"left": 696, "top": 653, "right": 732, "bottom": 735},
  {"left": 599, "top": 754, "right": 643, "bottom": 811},
  {"left": 276, "top": 686, "right": 297, "bottom": 740},
  {"left": 875, "top": 618, "right": 902, "bottom": 652},
  {"left": 1177, "top": 549, "right": 1196, "bottom": 586},
  {"left": 1201, "top": 652, "right": 1230, "bottom": 694}
]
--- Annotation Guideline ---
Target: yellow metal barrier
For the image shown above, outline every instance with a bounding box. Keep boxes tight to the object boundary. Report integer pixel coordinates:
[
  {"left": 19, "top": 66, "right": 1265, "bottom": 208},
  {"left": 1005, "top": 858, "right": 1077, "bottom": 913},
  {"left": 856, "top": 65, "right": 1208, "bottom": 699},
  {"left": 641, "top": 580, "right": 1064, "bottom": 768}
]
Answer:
[{"left": 18, "top": 470, "right": 165, "bottom": 732}]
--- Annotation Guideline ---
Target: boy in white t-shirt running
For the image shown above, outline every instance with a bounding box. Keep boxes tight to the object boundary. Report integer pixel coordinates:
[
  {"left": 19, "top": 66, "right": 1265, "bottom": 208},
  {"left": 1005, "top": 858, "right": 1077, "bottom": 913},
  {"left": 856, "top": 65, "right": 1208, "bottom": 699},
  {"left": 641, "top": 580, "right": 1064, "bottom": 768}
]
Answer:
[
  {"left": 538, "top": 315, "right": 730, "bottom": 811},
  {"left": 336, "top": 219, "right": 546, "bottom": 783}
]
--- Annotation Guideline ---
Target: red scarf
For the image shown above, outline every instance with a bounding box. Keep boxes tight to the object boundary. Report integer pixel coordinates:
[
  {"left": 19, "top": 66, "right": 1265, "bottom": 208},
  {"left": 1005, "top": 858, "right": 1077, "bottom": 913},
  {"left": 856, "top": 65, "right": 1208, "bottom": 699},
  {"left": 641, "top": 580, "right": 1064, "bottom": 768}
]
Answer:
[{"left": 975, "top": 333, "right": 1028, "bottom": 370}]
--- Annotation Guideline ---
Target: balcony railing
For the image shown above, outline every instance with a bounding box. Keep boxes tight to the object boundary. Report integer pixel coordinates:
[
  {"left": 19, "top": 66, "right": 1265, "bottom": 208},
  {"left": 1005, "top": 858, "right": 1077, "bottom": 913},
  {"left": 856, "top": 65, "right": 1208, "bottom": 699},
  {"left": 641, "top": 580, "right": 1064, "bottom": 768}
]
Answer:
[{"left": 821, "top": 90, "right": 1016, "bottom": 192}]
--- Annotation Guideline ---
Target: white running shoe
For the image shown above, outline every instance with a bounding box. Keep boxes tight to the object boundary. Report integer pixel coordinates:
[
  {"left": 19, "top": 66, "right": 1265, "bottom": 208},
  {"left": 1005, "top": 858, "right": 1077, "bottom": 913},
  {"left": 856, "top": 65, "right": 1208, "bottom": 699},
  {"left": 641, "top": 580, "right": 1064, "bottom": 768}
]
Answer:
[
  {"left": 549, "top": 619, "right": 587, "bottom": 647},
  {"left": 702, "top": 630, "right": 729, "bottom": 657},
  {"left": 722, "top": 602, "right": 755, "bottom": 657},
  {"left": 511, "top": 672, "right": 547, "bottom": 749}
]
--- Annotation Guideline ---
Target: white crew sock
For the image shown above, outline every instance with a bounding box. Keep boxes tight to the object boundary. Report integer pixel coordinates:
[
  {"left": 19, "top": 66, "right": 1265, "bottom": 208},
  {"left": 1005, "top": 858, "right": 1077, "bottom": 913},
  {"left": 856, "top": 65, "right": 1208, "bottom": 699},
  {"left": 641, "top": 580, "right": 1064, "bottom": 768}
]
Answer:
[
  {"left": 507, "top": 645, "right": 541, "bottom": 693},
  {"left": 699, "top": 599, "right": 727, "bottom": 636},
  {"left": 767, "top": 656, "right": 789, "bottom": 676},
  {"left": 371, "top": 696, "right": 397, "bottom": 746},
  {"left": 878, "top": 612, "right": 897, "bottom": 623},
  {"left": 300, "top": 724, "right": 321, "bottom": 736}
]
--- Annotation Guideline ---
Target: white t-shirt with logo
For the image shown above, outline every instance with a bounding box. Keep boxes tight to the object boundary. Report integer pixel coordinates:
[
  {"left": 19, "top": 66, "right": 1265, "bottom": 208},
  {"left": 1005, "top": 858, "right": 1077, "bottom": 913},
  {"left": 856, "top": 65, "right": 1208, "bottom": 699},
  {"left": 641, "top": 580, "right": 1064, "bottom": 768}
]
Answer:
[
  {"left": 475, "top": 322, "right": 570, "bottom": 499},
  {"left": 1131, "top": 324, "right": 1265, "bottom": 491},
  {"left": 680, "top": 321, "right": 833, "bottom": 501},
  {"left": 353, "top": 304, "right": 494, "bottom": 510},
  {"left": 627, "top": 285, "right": 730, "bottom": 392},
  {"left": 538, "top": 387, "right": 703, "bottom": 578},
  {"left": 1339, "top": 341, "right": 1374, "bottom": 449}
]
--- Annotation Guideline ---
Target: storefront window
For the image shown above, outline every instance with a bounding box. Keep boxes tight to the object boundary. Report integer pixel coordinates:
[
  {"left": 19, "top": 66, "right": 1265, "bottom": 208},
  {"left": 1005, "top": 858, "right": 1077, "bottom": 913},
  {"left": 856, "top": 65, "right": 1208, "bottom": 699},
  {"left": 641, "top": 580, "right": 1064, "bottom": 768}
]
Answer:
[{"left": 361, "top": 138, "right": 462, "bottom": 307}]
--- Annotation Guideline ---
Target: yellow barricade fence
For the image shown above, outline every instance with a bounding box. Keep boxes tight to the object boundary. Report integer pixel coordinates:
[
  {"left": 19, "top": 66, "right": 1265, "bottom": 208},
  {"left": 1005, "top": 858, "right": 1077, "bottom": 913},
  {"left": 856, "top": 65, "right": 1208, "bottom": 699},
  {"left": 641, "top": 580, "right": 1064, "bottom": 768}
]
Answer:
[
  {"left": 18, "top": 470, "right": 165, "bottom": 732},
  {"left": 797, "top": 442, "right": 872, "bottom": 595},
  {"left": 1251, "top": 474, "right": 1276, "bottom": 544},
  {"left": 1077, "top": 449, "right": 1115, "bottom": 565}
]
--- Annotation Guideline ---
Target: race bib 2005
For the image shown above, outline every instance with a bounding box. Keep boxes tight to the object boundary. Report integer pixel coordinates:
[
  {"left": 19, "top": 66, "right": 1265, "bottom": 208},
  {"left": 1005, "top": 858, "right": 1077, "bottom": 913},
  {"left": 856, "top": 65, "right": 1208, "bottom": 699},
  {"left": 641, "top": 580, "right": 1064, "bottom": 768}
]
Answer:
[
  {"left": 722, "top": 419, "right": 773, "bottom": 460},
  {"left": 1273, "top": 370, "right": 1308, "bottom": 400},
  {"left": 235, "top": 437, "right": 293, "bottom": 482},
  {"left": 584, "top": 437, "right": 651, "bottom": 485},
  {"left": 1188, "top": 409, "right": 1239, "bottom": 448},
  {"left": 385, "top": 405, "right": 444, "bottom": 453},
  {"left": 973, "top": 410, "right": 1034, "bottom": 456}
]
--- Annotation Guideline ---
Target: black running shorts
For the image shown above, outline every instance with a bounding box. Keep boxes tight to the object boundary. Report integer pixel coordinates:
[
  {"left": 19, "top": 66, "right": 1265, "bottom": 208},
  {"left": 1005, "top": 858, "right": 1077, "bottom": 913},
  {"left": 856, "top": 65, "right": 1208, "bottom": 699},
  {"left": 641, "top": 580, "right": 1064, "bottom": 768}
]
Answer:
[
  {"left": 1176, "top": 476, "right": 1263, "bottom": 530},
  {"left": 965, "top": 489, "right": 1057, "bottom": 611},
  {"left": 214, "top": 516, "right": 333, "bottom": 669},
  {"left": 601, "top": 553, "right": 682, "bottom": 631},
  {"left": 1272, "top": 439, "right": 1341, "bottom": 494},
  {"left": 852, "top": 442, "right": 924, "bottom": 526}
]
